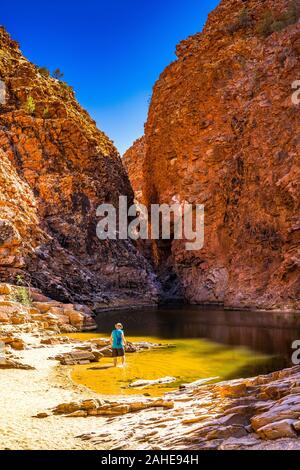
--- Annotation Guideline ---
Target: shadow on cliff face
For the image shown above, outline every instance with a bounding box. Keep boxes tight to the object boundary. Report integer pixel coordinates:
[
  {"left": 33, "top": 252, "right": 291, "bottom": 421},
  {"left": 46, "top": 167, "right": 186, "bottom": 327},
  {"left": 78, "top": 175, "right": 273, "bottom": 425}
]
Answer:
[
  {"left": 144, "top": 205, "right": 185, "bottom": 304},
  {"left": 154, "top": 239, "right": 184, "bottom": 304}
]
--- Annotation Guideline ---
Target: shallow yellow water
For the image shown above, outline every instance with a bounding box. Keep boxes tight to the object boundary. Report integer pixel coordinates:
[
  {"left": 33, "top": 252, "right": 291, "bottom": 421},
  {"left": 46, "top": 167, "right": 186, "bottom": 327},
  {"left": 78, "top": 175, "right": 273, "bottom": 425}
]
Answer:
[{"left": 67, "top": 333, "right": 271, "bottom": 397}]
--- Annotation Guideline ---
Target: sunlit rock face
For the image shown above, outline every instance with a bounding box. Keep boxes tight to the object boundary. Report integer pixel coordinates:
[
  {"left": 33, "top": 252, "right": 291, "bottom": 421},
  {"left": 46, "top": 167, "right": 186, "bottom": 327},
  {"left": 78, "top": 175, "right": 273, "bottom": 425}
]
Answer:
[
  {"left": 0, "top": 27, "right": 159, "bottom": 305},
  {"left": 125, "top": 0, "right": 300, "bottom": 311},
  {"left": 123, "top": 137, "right": 146, "bottom": 204}
]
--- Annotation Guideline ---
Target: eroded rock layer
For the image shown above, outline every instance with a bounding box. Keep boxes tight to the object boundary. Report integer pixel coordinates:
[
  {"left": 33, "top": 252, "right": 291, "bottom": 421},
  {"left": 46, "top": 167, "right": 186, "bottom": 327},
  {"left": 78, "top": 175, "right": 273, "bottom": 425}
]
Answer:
[
  {"left": 0, "top": 27, "right": 158, "bottom": 306},
  {"left": 73, "top": 366, "right": 300, "bottom": 450},
  {"left": 126, "top": 0, "right": 300, "bottom": 310}
]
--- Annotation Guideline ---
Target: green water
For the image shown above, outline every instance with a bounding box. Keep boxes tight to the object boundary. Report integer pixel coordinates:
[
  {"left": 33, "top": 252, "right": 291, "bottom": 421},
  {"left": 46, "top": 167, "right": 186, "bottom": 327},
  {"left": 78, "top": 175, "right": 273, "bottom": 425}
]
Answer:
[{"left": 67, "top": 305, "right": 296, "bottom": 396}]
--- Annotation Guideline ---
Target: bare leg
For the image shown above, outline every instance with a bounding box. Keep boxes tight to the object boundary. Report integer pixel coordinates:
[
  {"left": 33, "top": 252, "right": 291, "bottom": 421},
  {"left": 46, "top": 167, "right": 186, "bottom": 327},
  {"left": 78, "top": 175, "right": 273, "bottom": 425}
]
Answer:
[
  {"left": 122, "top": 355, "right": 126, "bottom": 366},
  {"left": 113, "top": 358, "right": 117, "bottom": 367}
]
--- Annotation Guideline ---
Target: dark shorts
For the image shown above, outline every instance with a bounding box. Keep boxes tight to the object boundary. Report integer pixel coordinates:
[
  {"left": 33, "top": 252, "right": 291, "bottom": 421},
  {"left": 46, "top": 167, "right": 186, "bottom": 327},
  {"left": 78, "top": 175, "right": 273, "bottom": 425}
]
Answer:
[{"left": 112, "top": 348, "right": 125, "bottom": 357}]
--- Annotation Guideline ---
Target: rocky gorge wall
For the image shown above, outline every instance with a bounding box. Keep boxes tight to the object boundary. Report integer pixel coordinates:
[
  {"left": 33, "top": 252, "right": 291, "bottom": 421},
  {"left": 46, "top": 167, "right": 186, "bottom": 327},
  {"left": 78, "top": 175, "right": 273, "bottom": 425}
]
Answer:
[
  {"left": 0, "top": 27, "right": 158, "bottom": 307},
  {"left": 124, "top": 0, "right": 300, "bottom": 311}
]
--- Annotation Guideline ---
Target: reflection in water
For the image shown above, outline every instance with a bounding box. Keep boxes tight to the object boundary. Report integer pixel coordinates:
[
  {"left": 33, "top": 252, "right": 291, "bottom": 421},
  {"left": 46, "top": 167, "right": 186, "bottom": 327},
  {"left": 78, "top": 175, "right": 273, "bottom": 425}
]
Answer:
[
  {"left": 69, "top": 306, "right": 300, "bottom": 397},
  {"left": 96, "top": 305, "right": 300, "bottom": 365}
]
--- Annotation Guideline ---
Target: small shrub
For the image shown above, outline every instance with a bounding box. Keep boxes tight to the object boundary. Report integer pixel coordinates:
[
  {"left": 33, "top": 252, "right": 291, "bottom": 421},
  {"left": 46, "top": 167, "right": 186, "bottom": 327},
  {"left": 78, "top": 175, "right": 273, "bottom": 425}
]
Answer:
[
  {"left": 227, "top": 7, "right": 253, "bottom": 33},
  {"left": 255, "top": 9, "right": 274, "bottom": 37},
  {"left": 24, "top": 95, "right": 35, "bottom": 115},
  {"left": 256, "top": 2, "right": 300, "bottom": 37},
  {"left": 9, "top": 275, "right": 32, "bottom": 307},
  {"left": 238, "top": 8, "right": 253, "bottom": 28},
  {"left": 15, "top": 274, "right": 24, "bottom": 286},
  {"left": 60, "top": 81, "right": 74, "bottom": 95},
  {"left": 271, "top": 20, "right": 286, "bottom": 32},
  {"left": 52, "top": 68, "right": 64, "bottom": 80},
  {"left": 43, "top": 106, "right": 50, "bottom": 118},
  {"left": 51, "top": 68, "right": 73, "bottom": 95},
  {"left": 10, "top": 286, "right": 32, "bottom": 307},
  {"left": 38, "top": 66, "right": 50, "bottom": 78},
  {"left": 284, "top": 0, "right": 300, "bottom": 23}
]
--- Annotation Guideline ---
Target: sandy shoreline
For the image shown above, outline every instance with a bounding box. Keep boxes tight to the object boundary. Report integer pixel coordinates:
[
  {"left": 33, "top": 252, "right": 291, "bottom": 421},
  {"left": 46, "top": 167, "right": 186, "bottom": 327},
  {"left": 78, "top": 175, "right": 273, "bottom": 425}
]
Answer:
[
  {"left": 2, "top": 342, "right": 300, "bottom": 451},
  {"left": 0, "top": 344, "right": 109, "bottom": 450},
  {"left": 1, "top": 330, "right": 300, "bottom": 451}
]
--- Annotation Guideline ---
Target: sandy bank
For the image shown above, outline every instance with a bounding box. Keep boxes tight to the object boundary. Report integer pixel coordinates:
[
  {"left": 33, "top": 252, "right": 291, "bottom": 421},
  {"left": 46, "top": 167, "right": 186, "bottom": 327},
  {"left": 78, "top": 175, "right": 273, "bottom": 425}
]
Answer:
[{"left": 0, "top": 344, "right": 107, "bottom": 450}]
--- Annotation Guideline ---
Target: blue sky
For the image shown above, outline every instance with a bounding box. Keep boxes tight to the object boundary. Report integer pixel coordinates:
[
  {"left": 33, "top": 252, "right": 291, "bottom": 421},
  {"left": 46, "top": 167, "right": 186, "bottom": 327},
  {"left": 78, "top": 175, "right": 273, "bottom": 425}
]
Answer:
[{"left": 1, "top": 0, "right": 219, "bottom": 154}]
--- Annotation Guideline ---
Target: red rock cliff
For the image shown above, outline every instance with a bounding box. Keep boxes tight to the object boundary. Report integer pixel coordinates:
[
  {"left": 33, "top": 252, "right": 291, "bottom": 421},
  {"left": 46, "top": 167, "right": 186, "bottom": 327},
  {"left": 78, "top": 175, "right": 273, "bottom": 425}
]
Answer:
[
  {"left": 123, "top": 137, "right": 146, "bottom": 203},
  {"left": 125, "top": 0, "right": 300, "bottom": 310},
  {"left": 0, "top": 27, "right": 158, "bottom": 306}
]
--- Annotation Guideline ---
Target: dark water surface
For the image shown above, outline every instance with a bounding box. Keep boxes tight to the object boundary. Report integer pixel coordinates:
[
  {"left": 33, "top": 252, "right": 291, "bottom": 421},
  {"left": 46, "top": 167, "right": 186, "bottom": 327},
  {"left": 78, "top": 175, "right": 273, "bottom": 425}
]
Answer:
[
  {"left": 70, "top": 306, "right": 300, "bottom": 396},
  {"left": 95, "top": 305, "right": 300, "bottom": 374}
]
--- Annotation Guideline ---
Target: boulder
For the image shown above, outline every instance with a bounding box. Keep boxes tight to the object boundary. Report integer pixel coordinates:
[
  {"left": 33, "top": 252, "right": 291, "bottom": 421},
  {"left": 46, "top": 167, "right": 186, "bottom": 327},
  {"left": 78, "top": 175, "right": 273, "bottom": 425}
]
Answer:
[
  {"left": 34, "top": 413, "right": 50, "bottom": 419},
  {"left": 11, "top": 339, "right": 26, "bottom": 350},
  {"left": 0, "top": 283, "right": 13, "bottom": 295},
  {"left": 258, "top": 383, "right": 291, "bottom": 400},
  {"left": 11, "top": 314, "right": 28, "bottom": 325},
  {"left": 0, "top": 311, "right": 9, "bottom": 323},
  {"left": 41, "top": 337, "right": 71, "bottom": 345},
  {"left": 66, "top": 411, "right": 88, "bottom": 418},
  {"left": 90, "top": 338, "right": 110, "bottom": 348},
  {"left": 180, "top": 377, "right": 219, "bottom": 390},
  {"left": 129, "top": 377, "right": 176, "bottom": 388},
  {"left": 66, "top": 310, "right": 84, "bottom": 327},
  {"left": 218, "top": 382, "right": 248, "bottom": 398},
  {"left": 0, "top": 336, "right": 14, "bottom": 345},
  {"left": 98, "top": 346, "right": 112, "bottom": 357},
  {"left": 256, "top": 419, "right": 297, "bottom": 440},
  {"left": 251, "top": 396, "right": 300, "bottom": 430},
  {"left": 80, "top": 399, "right": 103, "bottom": 411},
  {"left": 33, "top": 302, "right": 57, "bottom": 313},
  {"left": 54, "top": 349, "right": 102, "bottom": 365},
  {"left": 52, "top": 398, "right": 174, "bottom": 418},
  {"left": 53, "top": 402, "right": 81, "bottom": 415},
  {"left": 47, "top": 306, "right": 65, "bottom": 317},
  {"left": 0, "top": 359, "right": 34, "bottom": 370},
  {"left": 206, "top": 425, "right": 248, "bottom": 441},
  {"left": 293, "top": 421, "right": 300, "bottom": 432},
  {"left": 218, "top": 436, "right": 260, "bottom": 450},
  {"left": 30, "top": 291, "right": 52, "bottom": 302}
]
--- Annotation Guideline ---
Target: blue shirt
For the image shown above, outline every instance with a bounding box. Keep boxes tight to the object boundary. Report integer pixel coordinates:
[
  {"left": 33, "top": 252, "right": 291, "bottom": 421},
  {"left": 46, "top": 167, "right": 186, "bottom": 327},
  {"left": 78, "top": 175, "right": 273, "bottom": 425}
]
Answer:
[{"left": 112, "top": 329, "right": 124, "bottom": 349}]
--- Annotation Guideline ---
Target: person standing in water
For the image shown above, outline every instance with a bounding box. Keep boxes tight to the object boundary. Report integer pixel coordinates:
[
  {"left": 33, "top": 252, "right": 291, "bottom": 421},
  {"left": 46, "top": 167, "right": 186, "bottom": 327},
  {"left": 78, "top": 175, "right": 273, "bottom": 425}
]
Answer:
[{"left": 110, "top": 323, "right": 127, "bottom": 367}]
